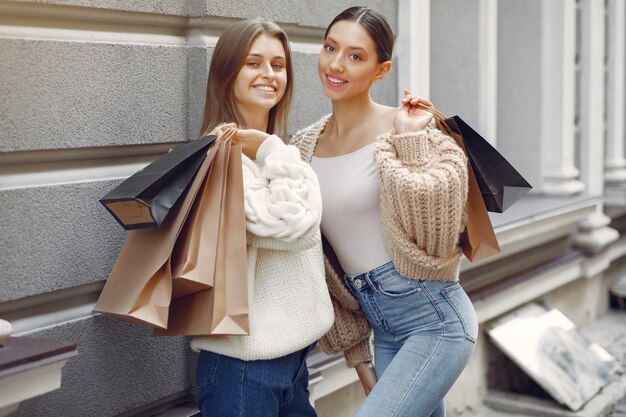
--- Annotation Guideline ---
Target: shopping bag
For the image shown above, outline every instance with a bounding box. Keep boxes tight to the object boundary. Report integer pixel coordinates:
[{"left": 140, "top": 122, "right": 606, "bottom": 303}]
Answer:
[
  {"left": 154, "top": 138, "right": 249, "bottom": 336},
  {"left": 93, "top": 142, "right": 219, "bottom": 328},
  {"left": 170, "top": 132, "right": 232, "bottom": 299},
  {"left": 444, "top": 117, "right": 532, "bottom": 213},
  {"left": 100, "top": 135, "right": 217, "bottom": 230},
  {"left": 418, "top": 105, "right": 501, "bottom": 261}
]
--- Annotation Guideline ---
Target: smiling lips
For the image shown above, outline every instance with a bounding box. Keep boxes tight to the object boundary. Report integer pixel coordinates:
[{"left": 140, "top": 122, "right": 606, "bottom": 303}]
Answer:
[
  {"left": 253, "top": 85, "right": 276, "bottom": 94},
  {"left": 326, "top": 74, "right": 348, "bottom": 88}
]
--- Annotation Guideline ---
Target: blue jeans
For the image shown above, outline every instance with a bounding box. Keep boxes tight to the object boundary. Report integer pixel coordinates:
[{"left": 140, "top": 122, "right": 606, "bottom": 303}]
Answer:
[
  {"left": 195, "top": 344, "right": 316, "bottom": 417},
  {"left": 344, "top": 261, "right": 478, "bottom": 417}
]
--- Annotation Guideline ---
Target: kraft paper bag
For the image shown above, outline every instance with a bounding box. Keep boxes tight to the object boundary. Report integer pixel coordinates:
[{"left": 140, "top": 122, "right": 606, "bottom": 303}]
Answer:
[
  {"left": 154, "top": 139, "right": 249, "bottom": 336},
  {"left": 93, "top": 143, "right": 218, "bottom": 328},
  {"left": 170, "top": 132, "right": 232, "bottom": 299}
]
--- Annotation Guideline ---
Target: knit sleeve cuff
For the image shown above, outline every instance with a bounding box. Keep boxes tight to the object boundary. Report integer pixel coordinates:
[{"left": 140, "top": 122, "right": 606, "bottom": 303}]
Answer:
[
  {"left": 390, "top": 130, "right": 430, "bottom": 163},
  {"left": 344, "top": 339, "right": 372, "bottom": 368},
  {"left": 255, "top": 134, "right": 285, "bottom": 164}
]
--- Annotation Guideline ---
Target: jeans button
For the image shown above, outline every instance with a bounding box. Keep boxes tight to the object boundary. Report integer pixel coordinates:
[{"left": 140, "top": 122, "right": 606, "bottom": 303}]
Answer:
[{"left": 354, "top": 278, "right": 364, "bottom": 287}]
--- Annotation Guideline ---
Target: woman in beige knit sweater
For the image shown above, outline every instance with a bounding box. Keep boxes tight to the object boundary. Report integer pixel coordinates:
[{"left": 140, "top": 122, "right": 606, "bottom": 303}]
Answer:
[{"left": 290, "top": 7, "right": 478, "bottom": 417}]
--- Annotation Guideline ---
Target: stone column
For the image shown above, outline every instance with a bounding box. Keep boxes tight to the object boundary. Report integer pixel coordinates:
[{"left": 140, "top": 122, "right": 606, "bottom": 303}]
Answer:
[
  {"left": 497, "top": 0, "right": 584, "bottom": 195},
  {"left": 540, "top": 0, "right": 585, "bottom": 195},
  {"left": 604, "top": 0, "right": 626, "bottom": 183},
  {"left": 575, "top": 0, "right": 618, "bottom": 252}
]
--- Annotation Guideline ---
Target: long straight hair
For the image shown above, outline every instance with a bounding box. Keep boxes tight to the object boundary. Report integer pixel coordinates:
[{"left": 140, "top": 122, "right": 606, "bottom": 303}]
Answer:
[{"left": 199, "top": 19, "right": 294, "bottom": 139}]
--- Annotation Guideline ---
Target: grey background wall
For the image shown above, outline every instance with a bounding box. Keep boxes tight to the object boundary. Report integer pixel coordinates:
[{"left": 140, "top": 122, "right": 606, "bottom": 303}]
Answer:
[{"left": 0, "top": 1, "right": 397, "bottom": 416}]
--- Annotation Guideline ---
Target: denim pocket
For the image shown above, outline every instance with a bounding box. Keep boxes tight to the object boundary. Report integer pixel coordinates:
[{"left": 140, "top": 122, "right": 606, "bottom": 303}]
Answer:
[
  {"left": 377, "top": 272, "right": 423, "bottom": 298},
  {"left": 196, "top": 350, "right": 221, "bottom": 388},
  {"left": 441, "top": 283, "right": 478, "bottom": 343}
]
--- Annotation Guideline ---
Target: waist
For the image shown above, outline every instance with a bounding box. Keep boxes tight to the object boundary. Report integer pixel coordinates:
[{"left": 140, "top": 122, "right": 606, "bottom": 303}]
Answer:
[
  {"left": 344, "top": 260, "right": 458, "bottom": 289},
  {"left": 344, "top": 260, "right": 397, "bottom": 286}
]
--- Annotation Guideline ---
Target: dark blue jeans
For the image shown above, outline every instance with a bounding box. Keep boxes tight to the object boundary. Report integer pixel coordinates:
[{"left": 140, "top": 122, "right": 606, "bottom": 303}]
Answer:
[{"left": 195, "top": 344, "right": 317, "bottom": 417}]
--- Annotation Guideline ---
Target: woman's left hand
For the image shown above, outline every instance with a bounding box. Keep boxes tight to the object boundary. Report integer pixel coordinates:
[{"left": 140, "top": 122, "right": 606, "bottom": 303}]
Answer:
[
  {"left": 229, "top": 128, "right": 270, "bottom": 160},
  {"left": 355, "top": 362, "right": 377, "bottom": 396},
  {"left": 394, "top": 89, "right": 434, "bottom": 134}
]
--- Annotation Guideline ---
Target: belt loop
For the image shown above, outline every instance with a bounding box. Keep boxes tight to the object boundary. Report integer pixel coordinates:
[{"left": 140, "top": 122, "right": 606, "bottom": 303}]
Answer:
[
  {"left": 343, "top": 274, "right": 352, "bottom": 288},
  {"left": 364, "top": 272, "right": 377, "bottom": 292}
]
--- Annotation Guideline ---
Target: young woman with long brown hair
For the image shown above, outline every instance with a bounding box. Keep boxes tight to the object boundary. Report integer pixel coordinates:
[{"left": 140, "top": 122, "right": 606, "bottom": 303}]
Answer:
[
  {"left": 291, "top": 7, "right": 478, "bottom": 417},
  {"left": 190, "top": 19, "right": 333, "bottom": 417}
]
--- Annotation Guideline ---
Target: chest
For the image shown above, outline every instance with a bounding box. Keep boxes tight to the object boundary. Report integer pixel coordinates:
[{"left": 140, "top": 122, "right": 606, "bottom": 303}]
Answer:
[{"left": 311, "top": 143, "right": 380, "bottom": 214}]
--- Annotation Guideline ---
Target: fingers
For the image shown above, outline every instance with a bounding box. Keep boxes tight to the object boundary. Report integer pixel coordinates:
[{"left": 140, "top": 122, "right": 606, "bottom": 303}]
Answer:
[
  {"left": 402, "top": 96, "right": 432, "bottom": 107},
  {"left": 216, "top": 123, "right": 239, "bottom": 141},
  {"left": 408, "top": 106, "right": 432, "bottom": 116},
  {"left": 401, "top": 89, "right": 433, "bottom": 108}
]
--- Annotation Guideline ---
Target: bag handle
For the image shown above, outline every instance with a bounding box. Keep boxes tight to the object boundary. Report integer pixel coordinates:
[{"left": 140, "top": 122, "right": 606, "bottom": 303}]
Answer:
[
  {"left": 218, "top": 126, "right": 236, "bottom": 143},
  {"left": 414, "top": 103, "right": 456, "bottom": 137}
]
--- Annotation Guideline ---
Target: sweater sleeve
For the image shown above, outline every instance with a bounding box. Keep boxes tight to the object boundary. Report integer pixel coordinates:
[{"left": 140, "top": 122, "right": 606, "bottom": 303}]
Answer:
[
  {"left": 242, "top": 135, "right": 322, "bottom": 251},
  {"left": 374, "top": 124, "right": 468, "bottom": 269},
  {"left": 317, "top": 250, "right": 373, "bottom": 367},
  {"left": 318, "top": 295, "right": 372, "bottom": 368}
]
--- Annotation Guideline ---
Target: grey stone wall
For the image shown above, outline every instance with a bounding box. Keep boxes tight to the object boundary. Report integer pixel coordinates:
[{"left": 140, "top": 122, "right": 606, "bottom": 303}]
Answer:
[{"left": 0, "top": 1, "right": 397, "bottom": 416}]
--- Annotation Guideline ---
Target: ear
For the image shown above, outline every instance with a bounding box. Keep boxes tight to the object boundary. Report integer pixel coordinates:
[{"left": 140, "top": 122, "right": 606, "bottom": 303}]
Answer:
[{"left": 374, "top": 60, "right": 392, "bottom": 81}]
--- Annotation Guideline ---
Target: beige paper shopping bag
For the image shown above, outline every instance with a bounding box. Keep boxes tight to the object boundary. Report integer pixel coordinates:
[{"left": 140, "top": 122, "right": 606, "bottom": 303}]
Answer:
[
  {"left": 94, "top": 143, "right": 218, "bottom": 328},
  {"left": 155, "top": 139, "right": 248, "bottom": 336}
]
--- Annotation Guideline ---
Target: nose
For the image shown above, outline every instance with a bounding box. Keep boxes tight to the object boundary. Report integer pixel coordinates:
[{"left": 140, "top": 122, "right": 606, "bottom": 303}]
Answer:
[
  {"left": 329, "top": 55, "right": 343, "bottom": 73},
  {"left": 261, "top": 62, "right": 276, "bottom": 81}
]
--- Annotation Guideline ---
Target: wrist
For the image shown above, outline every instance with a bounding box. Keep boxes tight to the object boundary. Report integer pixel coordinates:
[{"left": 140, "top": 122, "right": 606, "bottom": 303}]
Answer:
[{"left": 392, "top": 131, "right": 430, "bottom": 163}]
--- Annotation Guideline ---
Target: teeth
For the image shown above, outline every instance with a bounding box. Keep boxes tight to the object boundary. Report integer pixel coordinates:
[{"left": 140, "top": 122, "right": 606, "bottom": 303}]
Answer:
[
  {"left": 255, "top": 86, "right": 275, "bottom": 92},
  {"left": 328, "top": 76, "right": 347, "bottom": 84}
]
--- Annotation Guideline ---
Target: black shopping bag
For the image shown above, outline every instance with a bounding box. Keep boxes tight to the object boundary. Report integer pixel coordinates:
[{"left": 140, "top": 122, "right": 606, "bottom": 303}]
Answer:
[
  {"left": 444, "top": 117, "right": 532, "bottom": 213},
  {"left": 100, "top": 135, "right": 218, "bottom": 230}
]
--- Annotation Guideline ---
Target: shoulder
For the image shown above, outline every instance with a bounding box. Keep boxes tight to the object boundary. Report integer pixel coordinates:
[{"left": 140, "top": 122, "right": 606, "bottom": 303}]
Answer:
[
  {"left": 290, "top": 114, "right": 331, "bottom": 161},
  {"left": 375, "top": 104, "right": 397, "bottom": 129},
  {"left": 291, "top": 115, "right": 331, "bottom": 146}
]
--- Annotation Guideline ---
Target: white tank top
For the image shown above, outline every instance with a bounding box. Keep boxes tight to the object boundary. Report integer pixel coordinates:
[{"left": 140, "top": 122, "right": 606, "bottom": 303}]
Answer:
[{"left": 311, "top": 142, "right": 392, "bottom": 275}]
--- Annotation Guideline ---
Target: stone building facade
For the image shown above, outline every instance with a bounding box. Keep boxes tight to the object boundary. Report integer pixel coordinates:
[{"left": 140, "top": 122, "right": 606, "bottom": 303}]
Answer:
[{"left": 1, "top": 0, "right": 625, "bottom": 416}]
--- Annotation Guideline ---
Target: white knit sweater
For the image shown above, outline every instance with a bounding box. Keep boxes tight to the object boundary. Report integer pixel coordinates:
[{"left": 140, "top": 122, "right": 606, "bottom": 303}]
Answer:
[{"left": 191, "top": 135, "right": 335, "bottom": 361}]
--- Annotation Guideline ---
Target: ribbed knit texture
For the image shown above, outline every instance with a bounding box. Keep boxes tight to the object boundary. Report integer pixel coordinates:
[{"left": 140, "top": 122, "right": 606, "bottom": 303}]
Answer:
[
  {"left": 290, "top": 116, "right": 469, "bottom": 367},
  {"left": 191, "top": 135, "right": 334, "bottom": 361}
]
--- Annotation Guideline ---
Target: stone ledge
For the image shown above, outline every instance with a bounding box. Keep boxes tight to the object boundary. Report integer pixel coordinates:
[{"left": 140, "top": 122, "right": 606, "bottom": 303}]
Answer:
[{"left": 0, "top": 337, "right": 78, "bottom": 417}]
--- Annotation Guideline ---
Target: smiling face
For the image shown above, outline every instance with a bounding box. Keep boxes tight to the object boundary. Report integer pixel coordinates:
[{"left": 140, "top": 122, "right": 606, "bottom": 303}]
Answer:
[
  {"left": 317, "top": 20, "right": 390, "bottom": 102},
  {"left": 233, "top": 33, "right": 288, "bottom": 116}
]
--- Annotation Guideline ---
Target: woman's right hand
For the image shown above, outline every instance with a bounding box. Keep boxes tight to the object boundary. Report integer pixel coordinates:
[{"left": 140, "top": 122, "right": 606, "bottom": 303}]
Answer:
[
  {"left": 394, "top": 89, "right": 434, "bottom": 134},
  {"left": 231, "top": 128, "right": 269, "bottom": 160},
  {"left": 355, "top": 362, "right": 377, "bottom": 396},
  {"left": 401, "top": 89, "right": 432, "bottom": 108}
]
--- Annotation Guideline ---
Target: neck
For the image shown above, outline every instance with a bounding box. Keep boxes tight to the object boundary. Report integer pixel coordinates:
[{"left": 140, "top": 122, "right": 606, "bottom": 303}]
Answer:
[
  {"left": 239, "top": 106, "right": 270, "bottom": 132},
  {"left": 329, "top": 91, "right": 378, "bottom": 135}
]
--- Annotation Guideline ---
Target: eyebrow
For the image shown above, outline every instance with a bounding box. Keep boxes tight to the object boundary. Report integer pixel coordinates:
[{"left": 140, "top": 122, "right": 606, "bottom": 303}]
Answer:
[
  {"left": 248, "top": 53, "right": 286, "bottom": 60},
  {"left": 326, "top": 37, "right": 367, "bottom": 52}
]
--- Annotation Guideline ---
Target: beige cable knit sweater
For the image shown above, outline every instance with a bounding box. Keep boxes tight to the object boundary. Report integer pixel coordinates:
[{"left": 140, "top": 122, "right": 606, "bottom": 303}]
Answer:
[{"left": 290, "top": 115, "right": 469, "bottom": 367}]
